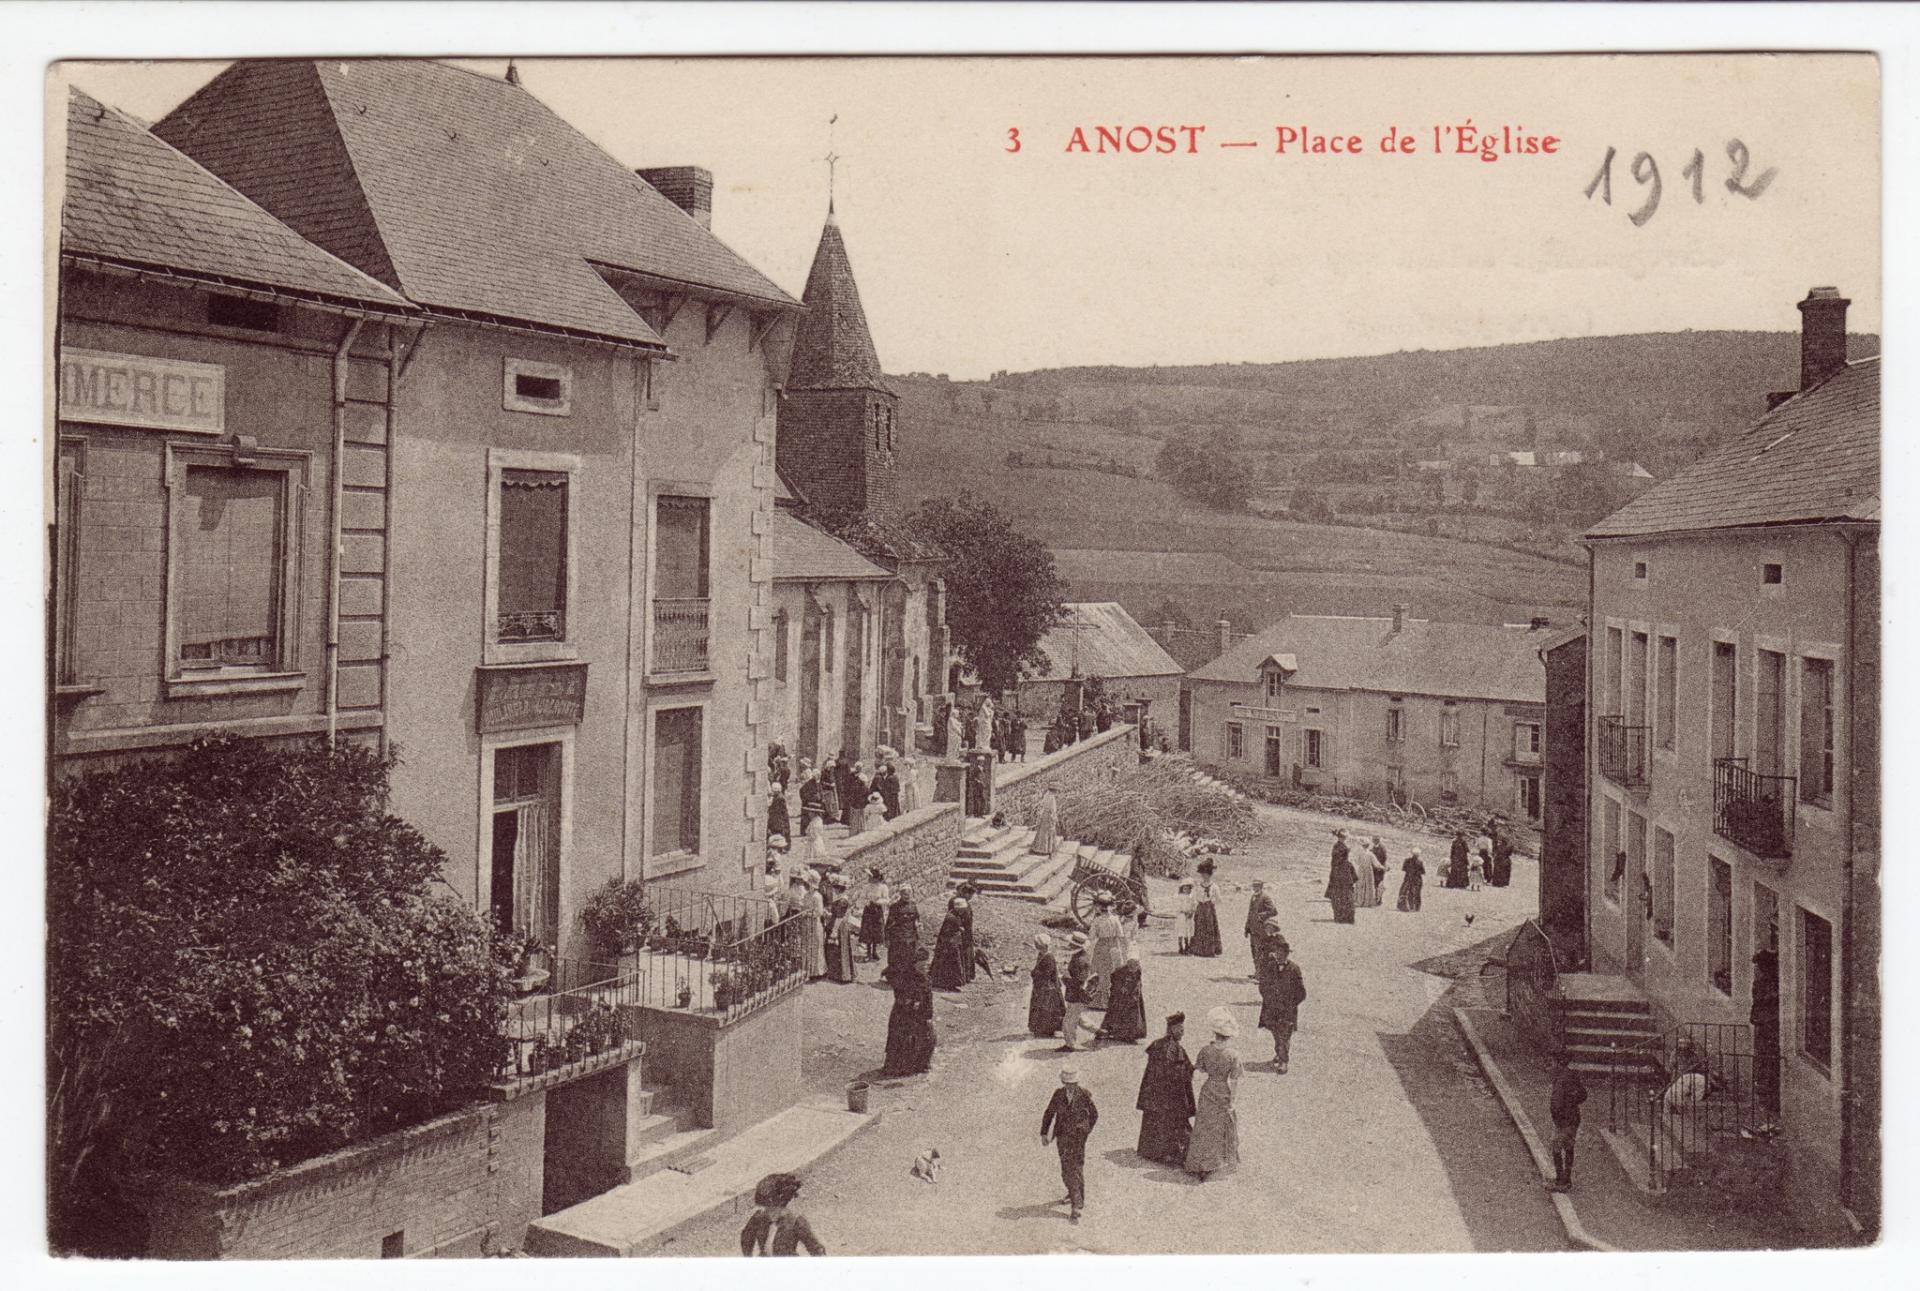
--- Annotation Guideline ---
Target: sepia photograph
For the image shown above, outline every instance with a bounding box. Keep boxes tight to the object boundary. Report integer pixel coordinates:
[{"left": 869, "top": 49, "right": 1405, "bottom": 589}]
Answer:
[{"left": 34, "top": 20, "right": 1892, "bottom": 1267}]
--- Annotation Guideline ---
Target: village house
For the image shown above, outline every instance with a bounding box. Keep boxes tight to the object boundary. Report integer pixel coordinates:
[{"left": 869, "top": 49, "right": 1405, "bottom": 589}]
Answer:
[
  {"left": 1575, "top": 287, "right": 1878, "bottom": 1233},
  {"left": 1187, "top": 608, "right": 1552, "bottom": 824},
  {"left": 1019, "top": 602, "right": 1183, "bottom": 738},
  {"left": 52, "top": 87, "right": 418, "bottom": 772},
  {"left": 152, "top": 59, "right": 803, "bottom": 957}
]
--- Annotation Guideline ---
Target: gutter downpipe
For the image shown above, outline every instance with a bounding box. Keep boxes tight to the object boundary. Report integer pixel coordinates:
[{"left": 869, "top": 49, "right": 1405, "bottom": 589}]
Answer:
[{"left": 326, "top": 317, "right": 365, "bottom": 744}]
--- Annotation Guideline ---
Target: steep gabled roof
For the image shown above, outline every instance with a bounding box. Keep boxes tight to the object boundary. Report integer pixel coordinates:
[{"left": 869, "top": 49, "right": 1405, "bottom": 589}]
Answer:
[
  {"left": 1027, "top": 603, "right": 1184, "bottom": 683},
  {"left": 1189, "top": 614, "right": 1547, "bottom": 705},
  {"left": 62, "top": 86, "right": 410, "bottom": 311},
  {"left": 769, "top": 511, "right": 892, "bottom": 582},
  {"left": 153, "top": 60, "right": 796, "bottom": 348},
  {"left": 787, "top": 211, "right": 890, "bottom": 392},
  {"left": 1586, "top": 359, "right": 1879, "bottom": 539}
]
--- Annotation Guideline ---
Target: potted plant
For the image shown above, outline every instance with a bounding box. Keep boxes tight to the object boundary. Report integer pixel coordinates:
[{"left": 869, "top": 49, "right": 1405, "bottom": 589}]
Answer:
[
  {"left": 579, "top": 877, "right": 656, "bottom": 964},
  {"left": 710, "top": 969, "right": 738, "bottom": 1012},
  {"left": 509, "top": 931, "right": 552, "bottom": 994},
  {"left": 526, "top": 1035, "right": 553, "bottom": 1076},
  {"left": 676, "top": 978, "right": 693, "bottom": 1009}
]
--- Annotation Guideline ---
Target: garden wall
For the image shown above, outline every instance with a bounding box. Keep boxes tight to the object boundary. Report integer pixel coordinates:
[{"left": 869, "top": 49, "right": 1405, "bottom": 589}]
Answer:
[
  {"left": 995, "top": 723, "right": 1138, "bottom": 824},
  {"left": 628, "top": 985, "right": 804, "bottom": 1134},
  {"left": 134, "top": 1090, "right": 548, "bottom": 1259},
  {"left": 833, "top": 800, "right": 964, "bottom": 892}
]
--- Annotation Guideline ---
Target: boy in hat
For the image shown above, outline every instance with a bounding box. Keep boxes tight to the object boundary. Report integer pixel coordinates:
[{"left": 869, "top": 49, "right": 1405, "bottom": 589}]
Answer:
[{"left": 1040, "top": 1068, "right": 1099, "bottom": 1223}]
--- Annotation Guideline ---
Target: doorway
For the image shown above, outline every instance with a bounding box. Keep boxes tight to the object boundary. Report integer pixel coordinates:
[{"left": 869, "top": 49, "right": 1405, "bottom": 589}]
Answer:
[
  {"left": 1751, "top": 883, "right": 1783, "bottom": 1125},
  {"left": 1264, "top": 729, "right": 1283, "bottom": 778},
  {"left": 491, "top": 742, "right": 561, "bottom": 951},
  {"left": 1177, "top": 687, "right": 1192, "bottom": 752}
]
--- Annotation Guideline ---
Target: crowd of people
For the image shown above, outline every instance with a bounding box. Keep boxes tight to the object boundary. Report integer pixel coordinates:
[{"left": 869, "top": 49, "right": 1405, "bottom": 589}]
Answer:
[{"left": 765, "top": 742, "right": 915, "bottom": 868}]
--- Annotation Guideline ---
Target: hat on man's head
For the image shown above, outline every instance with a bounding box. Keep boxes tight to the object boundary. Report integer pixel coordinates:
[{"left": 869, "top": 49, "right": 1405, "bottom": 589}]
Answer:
[
  {"left": 1250, "top": 878, "right": 1265, "bottom": 888},
  {"left": 1033, "top": 934, "right": 1051, "bottom": 950},
  {"left": 754, "top": 1172, "right": 803, "bottom": 1207},
  {"left": 1069, "top": 931, "right": 1089, "bottom": 947},
  {"left": 1060, "top": 1068, "right": 1079, "bottom": 1084},
  {"left": 1166, "top": 1012, "right": 1186, "bottom": 1027}
]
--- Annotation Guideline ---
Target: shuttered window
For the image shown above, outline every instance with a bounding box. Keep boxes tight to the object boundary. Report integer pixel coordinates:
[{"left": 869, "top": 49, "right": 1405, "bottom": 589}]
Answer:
[{"left": 179, "top": 466, "right": 282, "bottom": 668}]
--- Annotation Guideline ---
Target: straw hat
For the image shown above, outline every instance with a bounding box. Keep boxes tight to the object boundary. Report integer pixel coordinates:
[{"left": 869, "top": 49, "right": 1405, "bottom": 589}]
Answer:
[
  {"left": 1033, "top": 934, "right": 1051, "bottom": 950},
  {"left": 1059, "top": 1068, "right": 1079, "bottom": 1084},
  {"left": 1207, "top": 1007, "right": 1238, "bottom": 1038},
  {"left": 1068, "top": 931, "right": 1089, "bottom": 948}
]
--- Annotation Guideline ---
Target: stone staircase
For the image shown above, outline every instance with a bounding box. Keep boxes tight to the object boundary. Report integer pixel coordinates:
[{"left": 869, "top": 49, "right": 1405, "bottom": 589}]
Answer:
[
  {"left": 622, "top": 1083, "right": 719, "bottom": 1184},
  {"left": 1551, "top": 973, "right": 1661, "bottom": 1078},
  {"left": 1186, "top": 767, "right": 1250, "bottom": 802},
  {"left": 951, "top": 817, "right": 1130, "bottom": 906}
]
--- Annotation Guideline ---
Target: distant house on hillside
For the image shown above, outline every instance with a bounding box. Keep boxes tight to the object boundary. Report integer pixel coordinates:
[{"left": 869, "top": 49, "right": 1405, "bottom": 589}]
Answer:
[
  {"left": 1187, "top": 607, "right": 1554, "bottom": 823},
  {"left": 1020, "top": 602, "right": 1183, "bottom": 733}
]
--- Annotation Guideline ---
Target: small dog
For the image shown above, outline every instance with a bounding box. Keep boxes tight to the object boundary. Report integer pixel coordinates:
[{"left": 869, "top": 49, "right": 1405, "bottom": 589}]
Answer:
[{"left": 910, "top": 1148, "right": 942, "bottom": 1184}]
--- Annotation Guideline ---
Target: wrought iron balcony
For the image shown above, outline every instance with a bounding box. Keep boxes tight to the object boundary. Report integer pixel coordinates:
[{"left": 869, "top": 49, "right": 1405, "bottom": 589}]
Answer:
[
  {"left": 1714, "top": 758, "right": 1795, "bottom": 860},
  {"left": 498, "top": 608, "right": 564, "bottom": 643},
  {"left": 1598, "top": 715, "right": 1650, "bottom": 788},
  {"left": 651, "top": 597, "right": 711, "bottom": 674}
]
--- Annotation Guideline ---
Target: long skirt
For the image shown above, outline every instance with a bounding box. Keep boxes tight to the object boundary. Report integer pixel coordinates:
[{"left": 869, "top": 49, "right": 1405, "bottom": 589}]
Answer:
[
  {"left": 1185, "top": 1094, "right": 1240, "bottom": 1175},
  {"left": 1029, "top": 976, "right": 1065, "bottom": 1037},
  {"left": 929, "top": 932, "right": 969, "bottom": 990},
  {"left": 1089, "top": 938, "right": 1122, "bottom": 1010},
  {"left": 1100, "top": 973, "right": 1148, "bottom": 1042},
  {"left": 860, "top": 902, "right": 887, "bottom": 952},
  {"left": 1188, "top": 902, "right": 1223, "bottom": 957},
  {"left": 1397, "top": 875, "right": 1423, "bottom": 912},
  {"left": 1031, "top": 807, "right": 1059, "bottom": 856},
  {"left": 1138, "top": 1109, "right": 1192, "bottom": 1166},
  {"left": 882, "top": 1004, "right": 935, "bottom": 1075},
  {"left": 1353, "top": 863, "right": 1380, "bottom": 908},
  {"left": 1329, "top": 884, "right": 1356, "bottom": 924},
  {"left": 827, "top": 927, "right": 857, "bottom": 983},
  {"left": 801, "top": 915, "right": 827, "bottom": 977}
]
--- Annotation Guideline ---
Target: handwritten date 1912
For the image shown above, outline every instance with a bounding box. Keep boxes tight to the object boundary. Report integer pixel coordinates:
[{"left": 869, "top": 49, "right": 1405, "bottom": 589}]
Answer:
[{"left": 1585, "top": 140, "right": 1779, "bottom": 227}]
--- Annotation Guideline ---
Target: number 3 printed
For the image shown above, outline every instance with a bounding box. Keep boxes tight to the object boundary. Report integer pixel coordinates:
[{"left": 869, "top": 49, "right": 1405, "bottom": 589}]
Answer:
[{"left": 1005, "top": 127, "right": 1022, "bottom": 154}]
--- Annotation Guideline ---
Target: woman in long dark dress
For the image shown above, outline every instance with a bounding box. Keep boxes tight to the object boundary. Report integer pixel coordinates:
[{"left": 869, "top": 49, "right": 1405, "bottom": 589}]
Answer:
[
  {"left": 928, "top": 901, "right": 970, "bottom": 990},
  {"left": 859, "top": 867, "right": 890, "bottom": 961},
  {"left": 767, "top": 789, "right": 790, "bottom": 849},
  {"left": 953, "top": 888, "right": 979, "bottom": 983},
  {"left": 1137, "top": 1013, "right": 1195, "bottom": 1165},
  {"left": 883, "top": 886, "right": 919, "bottom": 982},
  {"left": 1446, "top": 831, "right": 1470, "bottom": 889},
  {"left": 881, "top": 949, "right": 937, "bottom": 1076},
  {"left": 1188, "top": 860, "right": 1224, "bottom": 957},
  {"left": 1397, "top": 849, "right": 1426, "bottom": 912},
  {"left": 819, "top": 756, "right": 842, "bottom": 826},
  {"left": 1325, "top": 838, "right": 1358, "bottom": 925},
  {"left": 1099, "top": 945, "right": 1149, "bottom": 1042},
  {"left": 1028, "top": 935, "right": 1065, "bottom": 1038}
]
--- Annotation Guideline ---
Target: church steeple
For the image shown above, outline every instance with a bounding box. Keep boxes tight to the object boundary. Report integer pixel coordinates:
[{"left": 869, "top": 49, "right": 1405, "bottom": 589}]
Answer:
[{"left": 787, "top": 210, "right": 890, "bottom": 395}]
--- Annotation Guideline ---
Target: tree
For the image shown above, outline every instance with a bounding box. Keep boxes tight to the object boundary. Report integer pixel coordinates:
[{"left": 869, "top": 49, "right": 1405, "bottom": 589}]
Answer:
[
  {"left": 909, "top": 492, "right": 1065, "bottom": 695},
  {"left": 1156, "top": 430, "right": 1252, "bottom": 512},
  {"left": 1145, "top": 597, "right": 1192, "bottom": 630},
  {"left": 48, "top": 737, "right": 512, "bottom": 1241}
]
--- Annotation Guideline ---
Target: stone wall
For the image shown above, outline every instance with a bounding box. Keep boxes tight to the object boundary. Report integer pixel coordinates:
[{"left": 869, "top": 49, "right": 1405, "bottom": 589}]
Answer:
[
  {"left": 994, "top": 723, "right": 1138, "bottom": 824},
  {"left": 628, "top": 986, "right": 805, "bottom": 1133},
  {"left": 834, "top": 800, "right": 964, "bottom": 892},
  {"left": 135, "top": 1090, "right": 547, "bottom": 1259}
]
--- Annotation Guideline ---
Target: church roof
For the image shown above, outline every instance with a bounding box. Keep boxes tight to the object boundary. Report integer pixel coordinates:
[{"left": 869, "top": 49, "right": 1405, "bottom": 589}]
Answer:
[
  {"left": 1027, "top": 603, "right": 1184, "bottom": 684},
  {"left": 769, "top": 510, "right": 892, "bottom": 582},
  {"left": 820, "top": 512, "right": 945, "bottom": 565},
  {"left": 787, "top": 211, "right": 892, "bottom": 393},
  {"left": 152, "top": 60, "right": 795, "bottom": 349}
]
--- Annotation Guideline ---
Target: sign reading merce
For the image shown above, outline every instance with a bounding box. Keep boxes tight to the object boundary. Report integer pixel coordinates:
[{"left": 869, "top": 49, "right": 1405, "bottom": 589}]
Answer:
[{"left": 59, "top": 348, "right": 225, "bottom": 434}]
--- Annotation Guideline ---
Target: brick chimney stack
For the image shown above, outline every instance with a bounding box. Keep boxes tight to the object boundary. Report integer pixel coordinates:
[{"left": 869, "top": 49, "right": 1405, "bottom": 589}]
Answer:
[
  {"left": 1216, "top": 617, "right": 1232, "bottom": 655},
  {"left": 637, "top": 166, "right": 714, "bottom": 229},
  {"left": 1796, "top": 286, "right": 1850, "bottom": 391}
]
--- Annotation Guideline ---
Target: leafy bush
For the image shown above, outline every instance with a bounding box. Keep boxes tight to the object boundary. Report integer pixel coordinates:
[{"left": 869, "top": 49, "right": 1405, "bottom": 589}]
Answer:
[
  {"left": 47, "top": 736, "right": 513, "bottom": 1228},
  {"left": 577, "top": 876, "right": 657, "bottom": 963}
]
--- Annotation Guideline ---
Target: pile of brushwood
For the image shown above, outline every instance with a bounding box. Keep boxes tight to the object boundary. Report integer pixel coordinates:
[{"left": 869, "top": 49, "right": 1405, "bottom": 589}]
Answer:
[
  {"left": 1057, "top": 756, "right": 1258, "bottom": 878},
  {"left": 1210, "top": 765, "right": 1503, "bottom": 842}
]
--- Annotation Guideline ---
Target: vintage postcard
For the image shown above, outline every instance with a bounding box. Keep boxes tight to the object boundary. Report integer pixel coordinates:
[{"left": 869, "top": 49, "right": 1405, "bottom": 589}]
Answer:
[{"left": 43, "top": 45, "right": 1881, "bottom": 1262}]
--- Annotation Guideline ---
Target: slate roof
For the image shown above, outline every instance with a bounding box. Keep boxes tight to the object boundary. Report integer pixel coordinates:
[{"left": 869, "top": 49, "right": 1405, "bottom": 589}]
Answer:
[
  {"left": 769, "top": 510, "right": 891, "bottom": 582},
  {"left": 1189, "top": 614, "right": 1547, "bottom": 704},
  {"left": 1028, "top": 603, "right": 1184, "bottom": 683},
  {"left": 152, "top": 60, "right": 796, "bottom": 348},
  {"left": 62, "top": 87, "right": 410, "bottom": 311},
  {"left": 821, "top": 512, "right": 945, "bottom": 565},
  {"left": 787, "top": 211, "right": 891, "bottom": 392},
  {"left": 1586, "top": 359, "right": 1879, "bottom": 538}
]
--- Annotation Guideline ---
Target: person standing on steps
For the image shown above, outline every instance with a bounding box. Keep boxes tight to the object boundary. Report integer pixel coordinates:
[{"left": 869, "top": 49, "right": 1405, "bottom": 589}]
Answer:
[
  {"left": 1040, "top": 1068, "right": 1099, "bottom": 1224},
  {"left": 1030, "top": 785, "right": 1060, "bottom": 857},
  {"left": 1548, "top": 1049, "right": 1588, "bottom": 1192},
  {"left": 1255, "top": 929, "right": 1306, "bottom": 1073},
  {"left": 1136, "top": 1013, "right": 1195, "bottom": 1166}
]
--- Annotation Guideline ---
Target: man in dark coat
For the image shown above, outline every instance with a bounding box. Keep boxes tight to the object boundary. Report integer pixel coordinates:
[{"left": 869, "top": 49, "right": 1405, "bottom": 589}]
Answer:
[
  {"left": 881, "top": 948, "right": 937, "bottom": 1077},
  {"left": 1010, "top": 714, "right": 1028, "bottom": 761},
  {"left": 1325, "top": 830, "right": 1358, "bottom": 924},
  {"left": 1136, "top": 1013, "right": 1195, "bottom": 1165},
  {"left": 1244, "top": 878, "right": 1278, "bottom": 968},
  {"left": 1256, "top": 931, "right": 1307, "bottom": 1072},
  {"left": 1548, "top": 1050, "right": 1588, "bottom": 1191},
  {"left": 872, "top": 760, "right": 902, "bottom": 820},
  {"left": 1040, "top": 1069, "right": 1099, "bottom": 1223}
]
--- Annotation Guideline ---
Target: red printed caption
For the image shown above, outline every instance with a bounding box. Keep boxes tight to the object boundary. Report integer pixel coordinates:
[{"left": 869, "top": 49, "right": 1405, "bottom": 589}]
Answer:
[{"left": 1003, "top": 121, "right": 1559, "bottom": 161}]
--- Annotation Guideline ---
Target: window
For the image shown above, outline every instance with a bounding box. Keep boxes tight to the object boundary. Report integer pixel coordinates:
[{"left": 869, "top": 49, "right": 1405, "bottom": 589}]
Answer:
[
  {"left": 1518, "top": 772, "right": 1542, "bottom": 823},
  {"left": 1513, "top": 721, "right": 1542, "bottom": 761},
  {"left": 1439, "top": 769, "right": 1458, "bottom": 801},
  {"left": 1651, "top": 826, "right": 1675, "bottom": 947},
  {"left": 1438, "top": 704, "right": 1460, "bottom": 748},
  {"left": 1263, "top": 671, "right": 1284, "bottom": 702},
  {"left": 1605, "top": 626, "right": 1624, "bottom": 716},
  {"left": 1226, "top": 722, "right": 1245, "bottom": 761},
  {"left": 207, "top": 293, "right": 280, "bottom": 332},
  {"left": 822, "top": 606, "right": 835, "bottom": 672},
  {"left": 1799, "top": 908, "right": 1832, "bottom": 1069},
  {"left": 1627, "top": 812, "right": 1647, "bottom": 920},
  {"left": 1386, "top": 703, "right": 1405, "bottom": 743},
  {"left": 1602, "top": 797, "right": 1622, "bottom": 904},
  {"left": 1655, "top": 635, "right": 1677, "bottom": 750},
  {"left": 652, "top": 496, "right": 711, "bottom": 673},
  {"left": 1304, "top": 728, "right": 1325, "bottom": 768},
  {"left": 1762, "top": 562, "right": 1783, "bottom": 586},
  {"left": 1756, "top": 649, "right": 1786, "bottom": 776},
  {"left": 652, "top": 707, "right": 704, "bottom": 857},
  {"left": 1633, "top": 560, "right": 1648, "bottom": 581},
  {"left": 773, "top": 609, "right": 790, "bottom": 683},
  {"left": 497, "top": 470, "right": 568, "bottom": 643},
  {"left": 166, "top": 447, "right": 306, "bottom": 687},
  {"left": 1711, "top": 641, "right": 1737, "bottom": 763},
  {"left": 1627, "top": 631, "right": 1649, "bottom": 725},
  {"left": 381, "top": 1231, "right": 405, "bottom": 1259},
  {"left": 503, "top": 358, "right": 572, "bottom": 415},
  {"left": 1800, "top": 657, "right": 1834, "bottom": 805},
  {"left": 1708, "top": 856, "right": 1732, "bottom": 995}
]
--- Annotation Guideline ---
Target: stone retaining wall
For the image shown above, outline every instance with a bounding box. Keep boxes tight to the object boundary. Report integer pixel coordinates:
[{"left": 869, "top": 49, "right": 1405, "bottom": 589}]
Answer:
[
  {"left": 833, "top": 801, "right": 964, "bottom": 892},
  {"left": 995, "top": 723, "right": 1138, "bottom": 824}
]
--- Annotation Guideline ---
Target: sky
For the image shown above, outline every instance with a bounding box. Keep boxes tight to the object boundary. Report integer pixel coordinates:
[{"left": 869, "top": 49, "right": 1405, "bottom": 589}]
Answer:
[{"left": 61, "top": 54, "right": 1879, "bottom": 380}]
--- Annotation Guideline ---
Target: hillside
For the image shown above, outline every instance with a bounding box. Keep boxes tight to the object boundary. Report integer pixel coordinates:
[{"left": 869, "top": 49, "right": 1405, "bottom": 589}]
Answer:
[{"left": 890, "top": 330, "right": 1877, "bottom": 633}]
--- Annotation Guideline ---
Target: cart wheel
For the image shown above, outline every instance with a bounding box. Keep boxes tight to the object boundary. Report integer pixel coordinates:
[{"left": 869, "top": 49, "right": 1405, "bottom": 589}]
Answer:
[{"left": 1069, "top": 870, "right": 1132, "bottom": 925}]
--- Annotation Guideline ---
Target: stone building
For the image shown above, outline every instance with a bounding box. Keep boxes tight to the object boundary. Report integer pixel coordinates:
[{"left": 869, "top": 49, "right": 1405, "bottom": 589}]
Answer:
[
  {"left": 152, "top": 59, "right": 803, "bottom": 954},
  {"left": 774, "top": 206, "right": 947, "bottom": 759},
  {"left": 1187, "top": 608, "right": 1552, "bottom": 823},
  {"left": 1018, "top": 601, "right": 1183, "bottom": 735},
  {"left": 1577, "top": 288, "right": 1878, "bottom": 1234},
  {"left": 52, "top": 87, "right": 417, "bottom": 771}
]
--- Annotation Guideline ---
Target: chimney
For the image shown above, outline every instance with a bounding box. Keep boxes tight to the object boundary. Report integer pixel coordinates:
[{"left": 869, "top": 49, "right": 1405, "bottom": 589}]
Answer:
[
  {"left": 1216, "top": 617, "right": 1232, "bottom": 655},
  {"left": 1796, "top": 286, "right": 1850, "bottom": 391},
  {"left": 1391, "top": 603, "right": 1409, "bottom": 633},
  {"left": 637, "top": 166, "right": 714, "bottom": 229}
]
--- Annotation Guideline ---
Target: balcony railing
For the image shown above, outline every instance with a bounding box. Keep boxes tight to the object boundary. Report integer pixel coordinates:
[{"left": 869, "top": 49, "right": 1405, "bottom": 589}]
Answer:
[
  {"left": 498, "top": 608, "right": 564, "bottom": 643},
  {"left": 651, "top": 597, "right": 711, "bottom": 673},
  {"left": 1598, "top": 715, "right": 1650, "bottom": 788},
  {"left": 499, "top": 958, "right": 643, "bottom": 1085},
  {"left": 1714, "top": 757, "right": 1795, "bottom": 859},
  {"left": 629, "top": 887, "right": 804, "bottom": 1023}
]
